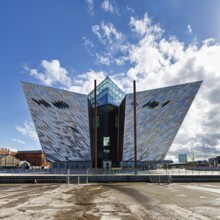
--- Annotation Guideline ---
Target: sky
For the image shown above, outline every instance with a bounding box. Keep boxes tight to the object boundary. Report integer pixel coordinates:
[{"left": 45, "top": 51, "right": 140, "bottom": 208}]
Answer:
[{"left": 0, "top": 0, "right": 220, "bottom": 162}]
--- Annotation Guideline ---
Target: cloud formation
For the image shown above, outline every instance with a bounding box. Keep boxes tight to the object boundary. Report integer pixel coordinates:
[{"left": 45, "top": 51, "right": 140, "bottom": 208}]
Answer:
[
  {"left": 86, "top": 0, "right": 94, "bottom": 15},
  {"left": 187, "top": 24, "right": 192, "bottom": 34},
  {"left": 24, "top": 12, "right": 220, "bottom": 161},
  {"left": 101, "top": 0, "right": 118, "bottom": 14},
  {"left": 91, "top": 21, "right": 128, "bottom": 66},
  {"left": 16, "top": 121, "right": 39, "bottom": 142},
  {"left": 24, "top": 60, "right": 72, "bottom": 88},
  {"left": 69, "top": 70, "right": 106, "bottom": 94},
  {"left": 92, "top": 21, "right": 123, "bottom": 45},
  {"left": 12, "top": 138, "right": 26, "bottom": 145}
]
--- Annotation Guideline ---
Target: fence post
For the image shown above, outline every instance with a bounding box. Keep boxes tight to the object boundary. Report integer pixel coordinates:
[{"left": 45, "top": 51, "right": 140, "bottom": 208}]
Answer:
[{"left": 67, "top": 169, "right": 70, "bottom": 185}]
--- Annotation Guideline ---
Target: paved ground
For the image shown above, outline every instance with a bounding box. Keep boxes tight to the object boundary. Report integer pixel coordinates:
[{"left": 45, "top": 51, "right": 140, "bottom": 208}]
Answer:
[{"left": 0, "top": 182, "right": 220, "bottom": 219}]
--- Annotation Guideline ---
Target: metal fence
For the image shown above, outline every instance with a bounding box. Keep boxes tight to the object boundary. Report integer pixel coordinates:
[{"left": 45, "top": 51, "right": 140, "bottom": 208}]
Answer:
[{"left": 0, "top": 168, "right": 220, "bottom": 176}]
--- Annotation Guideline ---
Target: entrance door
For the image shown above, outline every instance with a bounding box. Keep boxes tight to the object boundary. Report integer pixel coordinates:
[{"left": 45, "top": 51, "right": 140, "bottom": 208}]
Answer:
[{"left": 103, "top": 160, "right": 112, "bottom": 169}]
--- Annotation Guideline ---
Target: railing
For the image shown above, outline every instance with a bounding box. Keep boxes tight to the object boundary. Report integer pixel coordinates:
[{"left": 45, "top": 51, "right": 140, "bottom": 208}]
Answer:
[{"left": 0, "top": 168, "right": 220, "bottom": 176}]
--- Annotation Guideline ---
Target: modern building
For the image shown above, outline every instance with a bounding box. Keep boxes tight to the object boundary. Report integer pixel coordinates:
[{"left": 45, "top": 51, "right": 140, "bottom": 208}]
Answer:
[
  {"left": 179, "top": 154, "right": 187, "bottom": 163},
  {"left": 209, "top": 156, "right": 220, "bottom": 167},
  {"left": 21, "top": 77, "right": 202, "bottom": 169}
]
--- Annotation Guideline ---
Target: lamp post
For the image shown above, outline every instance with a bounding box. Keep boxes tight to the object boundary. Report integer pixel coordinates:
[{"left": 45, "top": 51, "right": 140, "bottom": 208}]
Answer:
[
  {"left": 94, "top": 80, "right": 98, "bottom": 171},
  {"left": 133, "top": 80, "right": 137, "bottom": 175}
]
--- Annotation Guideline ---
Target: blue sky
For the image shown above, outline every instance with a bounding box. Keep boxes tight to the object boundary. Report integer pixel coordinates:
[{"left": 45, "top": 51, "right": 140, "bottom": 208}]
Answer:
[{"left": 1, "top": 0, "right": 220, "bottom": 161}]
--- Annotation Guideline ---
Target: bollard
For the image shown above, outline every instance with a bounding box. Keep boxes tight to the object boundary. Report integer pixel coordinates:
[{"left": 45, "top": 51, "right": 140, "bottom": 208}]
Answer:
[
  {"left": 158, "top": 176, "right": 160, "bottom": 185},
  {"left": 78, "top": 176, "right": 80, "bottom": 184},
  {"left": 67, "top": 169, "right": 70, "bottom": 185}
]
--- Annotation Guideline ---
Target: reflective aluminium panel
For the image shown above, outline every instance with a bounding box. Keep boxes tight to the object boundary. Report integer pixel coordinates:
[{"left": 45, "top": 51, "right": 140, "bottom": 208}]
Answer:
[
  {"left": 123, "top": 81, "right": 202, "bottom": 162},
  {"left": 21, "top": 82, "right": 91, "bottom": 162}
]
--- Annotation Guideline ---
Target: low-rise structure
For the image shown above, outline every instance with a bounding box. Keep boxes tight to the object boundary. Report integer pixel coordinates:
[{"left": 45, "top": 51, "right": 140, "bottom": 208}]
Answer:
[
  {"left": 0, "top": 155, "right": 20, "bottom": 168},
  {"left": 209, "top": 156, "right": 220, "bottom": 167},
  {"left": 16, "top": 150, "right": 50, "bottom": 168}
]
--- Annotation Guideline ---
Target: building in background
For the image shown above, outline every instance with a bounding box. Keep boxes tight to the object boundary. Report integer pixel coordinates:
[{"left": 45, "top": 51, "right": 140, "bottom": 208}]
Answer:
[
  {"left": 0, "top": 147, "right": 17, "bottom": 156},
  {"left": 22, "top": 77, "right": 202, "bottom": 169},
  {"left": 179, "top": 154, "right": 187, "bottom": 163},
  {"left": 209, "top": 156, "right": 220, "bottom": 167},
  {"left": 16, "top": 150, "right": 50, "bottom": 169},
  {"left": 0, "top": 155, "right": 20, "bottom": 168}
]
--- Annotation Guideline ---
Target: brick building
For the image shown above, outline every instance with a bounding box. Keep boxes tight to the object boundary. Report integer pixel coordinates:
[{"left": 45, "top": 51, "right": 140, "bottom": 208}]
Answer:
[{"left": 16, "top": 150, "right": 50, "bottom": 168}]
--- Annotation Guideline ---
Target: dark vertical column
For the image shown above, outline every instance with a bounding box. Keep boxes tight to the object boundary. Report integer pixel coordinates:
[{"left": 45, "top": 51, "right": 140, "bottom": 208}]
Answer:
[
  {"left": 133, "top": 80, "right": 137, "bottom": 175},
  {"left": 94, "top": 80, "right": 98, "bottom": 170}
]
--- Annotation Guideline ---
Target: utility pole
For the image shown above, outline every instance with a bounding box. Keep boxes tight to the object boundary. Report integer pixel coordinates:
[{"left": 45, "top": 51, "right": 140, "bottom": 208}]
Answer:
[
  {"left": 133, "top": 80, "right": 137, "bottom": 175},
  {"left": 94, "top": 80, "right": 98, "bottom": 171}
]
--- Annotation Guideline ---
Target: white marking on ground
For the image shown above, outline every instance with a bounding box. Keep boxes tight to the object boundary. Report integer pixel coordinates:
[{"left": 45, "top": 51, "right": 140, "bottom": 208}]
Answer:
[
  {"left": 181, "top": 185, "right": 220, "bottom": 194},
  {"left": 210, "top": 198, "right": 220, "bottom": 205}
]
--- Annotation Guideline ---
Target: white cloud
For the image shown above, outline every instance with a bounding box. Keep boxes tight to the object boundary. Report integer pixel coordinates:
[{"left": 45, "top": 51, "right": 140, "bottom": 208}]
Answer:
[
  {"left": 82, "top": 36, "right": 94, "bottom": 48},
  {"left": 92, "top": 22, "right": 123, "bottom": 45},
  {"left": 25, "top": 12, "right": 220, "bottom": 162},
  {"left": 187, "top": 24, "right": 192, "bottom": 34},
  {"left": 86, "top": 0, "right": 94, "bottom": 15},
  {"left": 69, "top": 70, "right": 106, "bottom": 94},
  {"left": 91, "top": 21, "right": 128, "bottom": 65},
  {"left": 114, "top": 56, "right": 128, "bottom": 66},
  {"left": 96, "top": 54, "right": 111, "bottom": 65},
  {"left": 12, "top": 138, "right": 26, "bottom": 145},
  {"left": 130, "top": 13, "right": 163, "bottom": 38},
  {"left": 126, "top": 5, "right": 135, "bottom": 14},
  {"left": 16, "top": 121, "right": 39, "bottom": 142},
  {"left": 25, "top": 60, "right": 72, "bottom": 88},
  {"left": 101, "top": 0, "right": 118, "bottom": 14}
]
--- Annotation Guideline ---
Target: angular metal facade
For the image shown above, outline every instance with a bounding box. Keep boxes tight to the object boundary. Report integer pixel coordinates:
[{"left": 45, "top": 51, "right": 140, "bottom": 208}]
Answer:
[
  {"left": 21, "top": 82, "right": 91, "bottom": 162},
  {"left": 22, "top": 79, "right": 202, "bottom": 166},
  {"left": 123, "top": 81, "right": 202, "bottom": 162}
]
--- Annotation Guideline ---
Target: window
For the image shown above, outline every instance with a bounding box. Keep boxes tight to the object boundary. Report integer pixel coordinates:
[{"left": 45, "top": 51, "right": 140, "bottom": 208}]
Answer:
[{"left": 103, "top": 137, "right": 110, "bottom": 146}]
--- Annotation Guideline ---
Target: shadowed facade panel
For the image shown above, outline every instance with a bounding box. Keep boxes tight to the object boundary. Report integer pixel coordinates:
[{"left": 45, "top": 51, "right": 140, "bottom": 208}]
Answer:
[
  {"left": 21, "top": 82, "right": 91, "bottom": 162},
  {"left": 123, "top": 81, "right": 202, "bottom": 162}
]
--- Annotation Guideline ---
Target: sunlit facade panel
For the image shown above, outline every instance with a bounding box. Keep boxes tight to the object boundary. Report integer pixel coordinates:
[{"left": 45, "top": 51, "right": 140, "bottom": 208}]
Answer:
[
  {"left": 123, "top": 81, "right": 202, "bottom": 162},
  {"left": 21, "top": 82, "right": 91, "bottom": 162}
]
